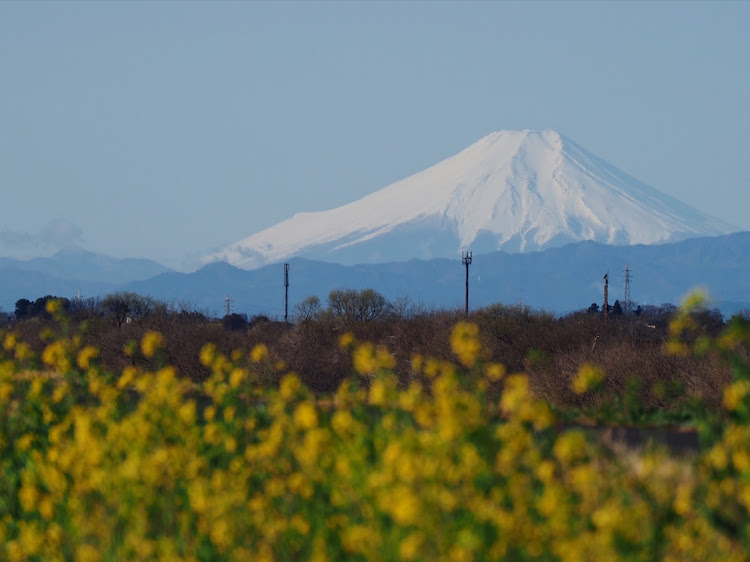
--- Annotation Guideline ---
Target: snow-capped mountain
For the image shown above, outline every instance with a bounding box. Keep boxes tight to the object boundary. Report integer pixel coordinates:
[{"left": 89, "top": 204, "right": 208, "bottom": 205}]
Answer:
[{"left": 206, "top": 130, "right": 736, "bottom": 269}]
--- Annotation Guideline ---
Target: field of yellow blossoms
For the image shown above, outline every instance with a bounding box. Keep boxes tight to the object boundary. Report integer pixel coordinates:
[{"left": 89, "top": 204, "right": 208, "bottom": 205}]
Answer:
[{"left": 1, "top": 299, "right": 750, "bottom": 561}]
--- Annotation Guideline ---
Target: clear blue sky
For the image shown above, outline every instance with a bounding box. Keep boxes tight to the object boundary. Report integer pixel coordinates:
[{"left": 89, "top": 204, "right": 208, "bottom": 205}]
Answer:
[{"left": 2, "top": 1, "right": 748, "bottom": 269}]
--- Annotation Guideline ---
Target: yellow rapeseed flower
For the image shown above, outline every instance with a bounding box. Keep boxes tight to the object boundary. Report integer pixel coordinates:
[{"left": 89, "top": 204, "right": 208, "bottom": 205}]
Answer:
[
  {"left": 178, "top": 401, "right": 196, "bottom": 425},
  {"left": 664, "top": 341, "right": 690, "bottom": 357},
  {"left": 199, "top": 343, "right": 217, "bottom": 367},
  {"left": 331, "top": 409, "right": 355, "bottom": 436},
  {"left": 500, "top": 374, "right": 530, "bottom": 416},
  {"left": 76, "top": 346, "right": 98, "bottom": 370},
  {"left": 369, "top": 379, "right": 387, "bottom": 406},
  {"left": 723, "top": 381, "right": 749, "bottom": 411},
  {"left": 14, "top": 342, "right": 32, "bottom": 361},
  {"left": 2, "top": 333, "right": 16, "bottom": 351},
  {"left": 553, "top": 431, "right": 587, "bottom": 466},
  {"left": 250, "top": 343, "right": 269, "bottom": 363},
  {"left": 353, "top": 343, "right": 377, "bottom": 375},
  {"left": 411, "top": 354, "right": 423, "bottom": 373},
  {"left": 229, "top": 368, "right": 247, "bottom": 388},
  {"left": 279, "top": 373, "right": 302, "bottom": 401},
  {"left": 485, "top": 362, "right": 506, "bottom": 382},
  {"left": 388, "top": 486, "right": 421, "bottom": 525},
  {"left": 294, "top": 401, "right": 319, "bottom": 430},
  {"left": 18, "top": 483, "right": 38, "bottom": 512},
  {"left": 140, "top": 331, "right": 164, "bottom": 358},
  {"left": 399, "top": 532, "right": 425, "bottom": 561},
  {"left": 571, "top": 364, "right": 604, "bottom": 394},
  {"left": 0, "top": 381, "right": 13, "bottom": 402},
  {"left": 450, "top": 322, "right": 481, "bottom": 367},
  {"left": 17, "top": 434, "right": 34, "bottom": 451},
  {"left": 38, "top": 496, "right": 55, "bottom": 520},
  {"left": 339, "top": 332, "right": 355, "bottom": 349},
  {"left": 733, "top": 450, "right": 750, "bottom": 472},
  {"left": 45, "top": 299, "right": 62, "bottom": 315},
  {"left": 42, "top": 340, "right": 70, "bottom": 372},
  {"left": 116, "top": 366, "right": 137, "bottom": 389}
]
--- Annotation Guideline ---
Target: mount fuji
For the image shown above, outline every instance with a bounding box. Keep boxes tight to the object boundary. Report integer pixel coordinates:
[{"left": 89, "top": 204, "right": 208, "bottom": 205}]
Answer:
[{"left": 206, "top": 130, "right": 736, "bottom": 269}]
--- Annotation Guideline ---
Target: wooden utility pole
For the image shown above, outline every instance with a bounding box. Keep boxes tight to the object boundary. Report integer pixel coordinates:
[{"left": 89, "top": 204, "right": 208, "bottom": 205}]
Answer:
[
  {"left": 603, "top": 272, "right": 609, "bottom": 326},
  {"left": 462, "top": 251, "right": 472, "bottom": 317},
  {"left": 284, "top": 263, "right": 290, "bottom": 323}
]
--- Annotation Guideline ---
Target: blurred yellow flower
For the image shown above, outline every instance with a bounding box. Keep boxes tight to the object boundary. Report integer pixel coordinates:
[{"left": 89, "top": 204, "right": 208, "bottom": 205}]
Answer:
[
  {"left": 553, "top": 431, "right": 587, "bottom": 466},
  {"left": 399, "top": 532, "right": 425, "bottom": 561},
  {"left": 485, "top": 362, "right": 506, "bottom": 382},
  {"left": 572, "top": 364, "right": 603, "bottom": 394},
  {"left": 140, "top": 331, "right": 164, "bottom": 359},
  {"left": 279, "top": 373, "right": 302, "bottom": 401},
  {"left": 199, "top": 343, "right": 217, "bottom": 367},
  {"left": 294, "top": 401, "right": 318, "bottom": 430},
  {"left": 338, "top": 332, "right": 355, "bottom": 349},
  {"left": 250, "top": 343, "right": 269, "bottom": 363},
  {"left": 3, "top": 333, "right": 16, "bottom": 351},
  {"left": 77, "top": 346, "right": 99, "bottom": 370},
  {"left": 45, "top": 299, "right": 62, "bottom": 315},
  {"left": 353, "top": 343, "right": 377, "bottom": 375},
  {"left": 723, "top": 381, "right": 749, "bottom": 411},
  {"left": 450, "top": 322, "right": 481, "bottom": 367}
]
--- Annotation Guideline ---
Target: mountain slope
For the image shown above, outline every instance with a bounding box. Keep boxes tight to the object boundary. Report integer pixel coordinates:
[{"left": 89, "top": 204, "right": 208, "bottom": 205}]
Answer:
[{"left": 206, "top": 130, "right": 735, "bottom": 269}]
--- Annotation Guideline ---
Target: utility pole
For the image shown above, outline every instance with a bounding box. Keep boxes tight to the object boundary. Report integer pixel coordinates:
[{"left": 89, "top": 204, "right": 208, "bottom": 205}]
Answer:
[
  {"left": 462, "top": 251, "right": 472, "bottom": 317},
  {"left": 283, "top": 263, "right": 290, "bottom": 323},
  {"left": 603, "top": 272, "right": 609, "bottom": 326}
]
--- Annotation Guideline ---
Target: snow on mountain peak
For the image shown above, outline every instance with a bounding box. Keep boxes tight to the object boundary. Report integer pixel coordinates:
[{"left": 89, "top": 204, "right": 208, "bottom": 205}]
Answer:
[{"left": 205, "top": 130, "right": 736, "bottom": 269}]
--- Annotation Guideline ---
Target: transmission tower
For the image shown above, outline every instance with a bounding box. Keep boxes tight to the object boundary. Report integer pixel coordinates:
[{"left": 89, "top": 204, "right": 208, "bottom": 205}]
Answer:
[
  {"left": 283, "top": 263, "right": 290, "bottom": 323},
  {"left": 622, "top": 265, "right": 633, "bottom": 315},
  {"left": 462, "top": 251, "right": 472, "bottom": 317},
  {"left": 225, "top": 294, "right": 231, "bottom": 317}
]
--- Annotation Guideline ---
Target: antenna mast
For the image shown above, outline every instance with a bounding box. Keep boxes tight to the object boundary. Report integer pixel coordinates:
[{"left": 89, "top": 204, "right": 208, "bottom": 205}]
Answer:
[
  {"left": 284, "top": 263, "right": 290, "bottom": 323},
  {"left": 462, "top": 251, "right": 472, "bottom": 317}
]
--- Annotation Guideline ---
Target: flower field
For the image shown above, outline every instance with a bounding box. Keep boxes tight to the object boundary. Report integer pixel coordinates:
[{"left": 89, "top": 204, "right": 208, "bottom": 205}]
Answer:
[{"left": 2, "top": 300, "right": 750, "bottom": 561}]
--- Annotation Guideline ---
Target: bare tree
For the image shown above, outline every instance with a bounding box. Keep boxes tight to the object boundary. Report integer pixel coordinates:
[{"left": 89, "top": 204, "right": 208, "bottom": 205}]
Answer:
[
  {"left": 295, "top": 295, "right": 322, "bottom": 323},
  {"left": 101, "top": 292, "right": 157, "bottom": 328},
  {"left": 327, "top": 288, "right": 387, "bottom": 322}
]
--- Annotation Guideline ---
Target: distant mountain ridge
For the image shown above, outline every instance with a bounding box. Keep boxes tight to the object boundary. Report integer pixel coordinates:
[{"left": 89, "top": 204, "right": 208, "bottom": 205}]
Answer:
[
  {"left": 205, "top": 129, "right": 736, "bottom": 269},
  {"left": 0, "top": 248, "right": 172, "bottom": 284},
  {"left": 0, "top": 250, "right": 172, "bottom": 313},
  {"left": 127, "top": 231, "right": 750, "bottom": 318},
  {"left": 2, "top": 234, "right": 749, "bottom": 319}
]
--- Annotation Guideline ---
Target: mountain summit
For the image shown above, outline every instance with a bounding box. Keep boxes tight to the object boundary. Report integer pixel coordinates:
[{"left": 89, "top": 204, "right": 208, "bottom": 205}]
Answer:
[{"left": 207, "top": 130, "right": 735, "bottom": 269}]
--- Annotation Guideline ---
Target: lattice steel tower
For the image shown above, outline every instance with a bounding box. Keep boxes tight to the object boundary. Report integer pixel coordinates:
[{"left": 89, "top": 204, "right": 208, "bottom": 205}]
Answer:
[{"left": 623, "top": 265, "right": 633, "bottom": 315}]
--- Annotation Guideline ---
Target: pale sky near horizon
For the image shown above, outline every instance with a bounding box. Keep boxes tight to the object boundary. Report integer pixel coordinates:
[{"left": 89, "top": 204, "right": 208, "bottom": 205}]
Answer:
[{"left": 2, "top": 1, "right": 749, "bottom": 270}]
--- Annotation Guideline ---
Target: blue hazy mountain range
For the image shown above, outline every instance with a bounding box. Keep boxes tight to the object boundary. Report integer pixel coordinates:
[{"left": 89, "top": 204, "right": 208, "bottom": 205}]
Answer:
[{"left": 1, "top": 233, "right": 749, "bottom": 318}]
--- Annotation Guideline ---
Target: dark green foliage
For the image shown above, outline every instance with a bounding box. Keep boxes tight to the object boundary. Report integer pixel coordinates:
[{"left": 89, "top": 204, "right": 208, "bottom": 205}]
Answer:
[{"left": 14, "top": 295, "right": 70, "bottom": 319}]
